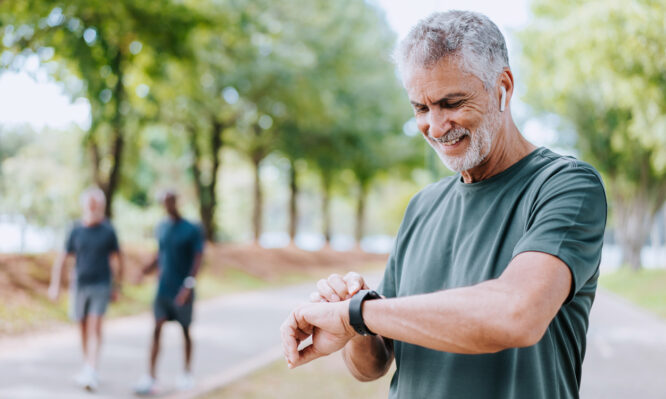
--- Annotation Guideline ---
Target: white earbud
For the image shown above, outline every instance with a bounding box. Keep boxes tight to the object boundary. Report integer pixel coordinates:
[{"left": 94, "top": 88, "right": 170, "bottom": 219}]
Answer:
[{"left": 500, "top": 86, "right": 506, "bottom": 112}]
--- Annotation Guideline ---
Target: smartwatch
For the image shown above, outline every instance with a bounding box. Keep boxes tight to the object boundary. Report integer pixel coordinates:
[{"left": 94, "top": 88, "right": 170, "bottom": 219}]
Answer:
[
  {"left": 183, "top": 276, "right": 196, "bottom": 289},
  {"left": 349, "top": 289, "right": 381, "bottom": 336}
]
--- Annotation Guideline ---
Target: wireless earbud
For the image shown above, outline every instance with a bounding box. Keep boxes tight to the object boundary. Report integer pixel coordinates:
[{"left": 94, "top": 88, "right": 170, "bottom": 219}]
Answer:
[{"left": 500, "top": 86, "right": 506, "bottom": 112}]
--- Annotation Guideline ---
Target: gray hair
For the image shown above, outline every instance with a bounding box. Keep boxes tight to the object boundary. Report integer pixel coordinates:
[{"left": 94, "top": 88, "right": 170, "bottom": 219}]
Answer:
[
  {"left": 395, "top": 10, "right": 509, "bottom": 90},
  {"left": 80, "top": 186, "right": 106, "bottom": 207}
]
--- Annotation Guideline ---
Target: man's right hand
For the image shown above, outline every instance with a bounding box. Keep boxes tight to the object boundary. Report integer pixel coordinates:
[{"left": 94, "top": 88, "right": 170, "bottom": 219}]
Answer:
[{"left": 310, "top": 272, "right": 369, "bottom": 303}]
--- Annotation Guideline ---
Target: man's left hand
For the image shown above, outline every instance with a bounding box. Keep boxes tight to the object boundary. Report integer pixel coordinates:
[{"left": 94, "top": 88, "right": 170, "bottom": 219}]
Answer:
[
  {"left": 175, "top": 287, "right": 192, "bottom": 306},
  {"left": 280, "top": 300, "right": 356, "bottom": 369}
]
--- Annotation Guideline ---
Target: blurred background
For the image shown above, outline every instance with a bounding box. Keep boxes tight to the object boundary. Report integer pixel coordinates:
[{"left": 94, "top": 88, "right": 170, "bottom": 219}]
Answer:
[{"left": 1, "top": 0, "right": 665, "bottom": 398}]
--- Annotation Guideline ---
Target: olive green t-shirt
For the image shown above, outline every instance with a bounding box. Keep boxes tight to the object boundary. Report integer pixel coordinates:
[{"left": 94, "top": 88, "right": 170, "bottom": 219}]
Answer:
[{"left": 378, "top": 147, "right": 607, "bottom": 399}]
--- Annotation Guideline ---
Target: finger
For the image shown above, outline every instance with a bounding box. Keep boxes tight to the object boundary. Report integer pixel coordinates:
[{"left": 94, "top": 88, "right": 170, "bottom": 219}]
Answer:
[
  {"left": 281, "top": 319, "right": 310, "bottom": 365},
  {"left": 290, "top": 342, "right": 325, "bottom": 368},
  {"left": 309, "top": 292, "right": 325, "bottom": 303},
  {"left": 284, "top": 307, "right": 318, "bottom": 364},
  {"left": 280, "top": 313, "right": 302, "bottom": 365},
  {"left": 344, "top": 272, "right": 366, "bottom": 295},
  {"left": 327, "top": 274, "right": 350, "bottom": 300},
  {"left": 316, "top": 278, "right": 339, "bottom": 302}
]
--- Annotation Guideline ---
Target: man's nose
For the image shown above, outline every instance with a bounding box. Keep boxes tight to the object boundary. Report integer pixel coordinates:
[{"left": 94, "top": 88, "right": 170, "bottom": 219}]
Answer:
[{"left": 427, "top": 108, "right": 453, "bottom": 139}]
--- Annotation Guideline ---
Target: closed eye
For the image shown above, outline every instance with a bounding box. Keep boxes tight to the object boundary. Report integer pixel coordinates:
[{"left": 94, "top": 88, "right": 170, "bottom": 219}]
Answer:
[
  {"left": 414, "top": 105, "right": 429, "bottom": 114},
  {"left": 440, "top": 100, "right": 465, "bottom": 109}
]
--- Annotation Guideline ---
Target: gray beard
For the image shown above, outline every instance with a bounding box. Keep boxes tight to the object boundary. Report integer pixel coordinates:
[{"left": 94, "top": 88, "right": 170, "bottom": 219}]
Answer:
[{"left": 427, "top": 109, "right": 500, "bottom": 173}]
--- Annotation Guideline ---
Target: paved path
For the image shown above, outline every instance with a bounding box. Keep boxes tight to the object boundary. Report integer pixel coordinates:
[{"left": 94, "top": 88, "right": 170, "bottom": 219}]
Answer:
[
  {"left": 581, "top": 289, "right": 666, "bottom": 398},
  {"left": 1, "top": 277, "right": 665, "bottom": 399},
  {"left": 0, "top": 275, "right": 382, "bottom": 399},
  {"left": 0, "top": 282, "right": 317, "bottom": 399}
]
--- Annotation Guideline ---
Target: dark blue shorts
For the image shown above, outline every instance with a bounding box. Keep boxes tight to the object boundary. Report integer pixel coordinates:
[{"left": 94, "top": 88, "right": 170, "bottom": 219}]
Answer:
[{"left": 153, "top": 293, "right": 194, "bottom": 328}]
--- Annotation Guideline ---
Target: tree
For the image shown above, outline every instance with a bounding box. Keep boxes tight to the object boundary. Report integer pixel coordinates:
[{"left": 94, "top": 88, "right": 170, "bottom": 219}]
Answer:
[
  {"left": 519, "top": 0, "right": 666, "bottom": 269},
  {"left": 0, "top": 0, "right": 202, "bottom": 217},
  {"left": 150, "top": 2, "right": 244, "bottom": 241}
]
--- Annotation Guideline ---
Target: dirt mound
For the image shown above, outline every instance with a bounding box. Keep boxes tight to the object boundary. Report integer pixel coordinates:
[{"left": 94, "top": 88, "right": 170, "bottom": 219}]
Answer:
[
  {"left": 207, "top": 244, "right": 388, "bottom": 280},
  {"left": 0, "top": 244, "right": 388, "bottom": 301}
]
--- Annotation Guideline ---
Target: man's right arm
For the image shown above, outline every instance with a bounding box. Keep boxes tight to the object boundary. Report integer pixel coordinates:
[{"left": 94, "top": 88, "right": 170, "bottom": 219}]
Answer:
[
  {"left": 48, "top": 252, "right": 72, "bottom": 301},
  {"left": 142, "top": 254, "right": 159, "bottom": 275},
  {"left": 342, "top": 334, "right": 394, "bottom": 381}
]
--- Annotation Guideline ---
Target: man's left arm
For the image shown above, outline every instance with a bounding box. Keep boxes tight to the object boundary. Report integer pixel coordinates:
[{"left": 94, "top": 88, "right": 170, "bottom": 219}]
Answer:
[
  {"left": 110, "top": 251, "right": 125, "bottom": 302},
  {"left": 284, "top": 252, "right": 571, "bottom": 367},
  {"left": 175, "top": 227, "right": 205, "bottom": 305}
]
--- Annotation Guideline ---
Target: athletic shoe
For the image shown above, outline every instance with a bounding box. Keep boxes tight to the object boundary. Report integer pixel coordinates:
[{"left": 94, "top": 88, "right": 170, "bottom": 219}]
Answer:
[
  {"left": 74, "top": 365, "right": 98, "bottom": 391},
  {"left": 176, "top": 372, "right": 195, "bottom": 391},
  {"left": 134, "top": 375, "right": 158, "bottom": 396},
  {"left": 85, "top": 369, "right": 99, "bottom": 392}
]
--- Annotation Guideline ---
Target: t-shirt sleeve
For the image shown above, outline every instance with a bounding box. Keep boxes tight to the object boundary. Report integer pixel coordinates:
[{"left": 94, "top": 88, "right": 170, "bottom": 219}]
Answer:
[
  {"left": 193, "top": 224, "right": 205, "bottom": 254},
  {"left": 377, "top": 253, "right": 397, "bottom": 299},
  {"left": 512, "top": 166, "right": 607, "bottom": 303},
  {"left": 65, "top": 225, "right": 76, "bottom": 254},
  {"left": 108, "top": 224, "right": 120, "bottom": 252}
]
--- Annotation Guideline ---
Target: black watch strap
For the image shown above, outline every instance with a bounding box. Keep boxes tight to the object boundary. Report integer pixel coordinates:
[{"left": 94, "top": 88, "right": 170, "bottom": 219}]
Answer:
[{"left": 349, "top": 289, "right": 381, "bottom": 336}]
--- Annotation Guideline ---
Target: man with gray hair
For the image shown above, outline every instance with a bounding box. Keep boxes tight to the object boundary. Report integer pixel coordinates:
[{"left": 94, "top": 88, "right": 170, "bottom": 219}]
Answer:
[
  {"left": 49, "top": 186, "right": 124, "bottom": 391},
  {"left": 281, "top": 10, "right": 606, "bottom": 398}
]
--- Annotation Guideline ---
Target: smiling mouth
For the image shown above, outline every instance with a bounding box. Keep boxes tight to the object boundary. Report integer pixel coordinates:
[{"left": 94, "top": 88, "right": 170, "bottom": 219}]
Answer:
[
  {"left": 443, "top": 136, "right": 463, "bottom": 146},
  {"left": 433, "top": 134, "right": 467, "bottom": 146}
]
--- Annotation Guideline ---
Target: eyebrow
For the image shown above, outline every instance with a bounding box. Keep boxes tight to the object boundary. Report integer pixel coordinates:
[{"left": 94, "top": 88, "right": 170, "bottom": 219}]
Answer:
[{"left": 410, "top": 92, "right": 469, "bottom": 107}]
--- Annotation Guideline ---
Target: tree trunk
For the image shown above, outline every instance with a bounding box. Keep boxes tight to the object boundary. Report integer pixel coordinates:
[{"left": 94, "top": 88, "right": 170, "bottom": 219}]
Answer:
[
  {"left": 613, "top": 179, "right": 666, "bottom": 270},
  {"left": 88, "top": 137, "right": 103, "bottom": 189},
  {"left": 104, "top": 50, "right": 125, "bottom": 219},
  {"left": 355, "top": 182, "right": 368, "bottom": 248},
  {"left": 321, "top": 172, "right": 332, "bottom": 245},
  {"left": 187, "top": 121, "right": 224, "bottom": 242},
  {"left": 288, "top": 159, "right": 298, "bottom": 243},
  {"left": 252, "top": 154, "right": 263, "bottom": 244}
]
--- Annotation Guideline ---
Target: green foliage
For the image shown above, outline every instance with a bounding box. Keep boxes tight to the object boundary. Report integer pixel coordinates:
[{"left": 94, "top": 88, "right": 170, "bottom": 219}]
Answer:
[
  {"left": 0, "top": 128, "right": 83, "bottom": 226},
  {"left": 0, "top": 0, "right": 204, "bottom": 215},
  {"left": 0, "top": 0, "right": 423, "bottom": 244},
  {"left": 519, "top": 0, "right": 666, "bottom": 184},
  {"left": 519, "top": 0, "right": 666, "bottom": 269}
]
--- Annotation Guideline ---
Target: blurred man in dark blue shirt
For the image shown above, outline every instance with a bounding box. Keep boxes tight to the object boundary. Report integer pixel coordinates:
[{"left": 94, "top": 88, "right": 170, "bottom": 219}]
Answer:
[{"left": 135, "top": 190, "right": 204, "bottom": 395}]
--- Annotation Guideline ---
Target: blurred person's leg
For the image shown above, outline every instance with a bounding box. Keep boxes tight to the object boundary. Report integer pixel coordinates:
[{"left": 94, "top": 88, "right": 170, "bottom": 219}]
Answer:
[
  {"left": 175, "top": 294, "right": 194, "bottom": 373},
  {"left": 79, "top": 318, "right": 88, "bottom": 362},
  {"left": 86, "top": 315, "right": 103, "bottom": 369},
  {"left": 150, "top": 319, "right": 166, "bottom": 379},
  {"left": 182, "top": 324, "right": 192, "bottom": 373},
  {"left": 85, "top": 284, "right": 110, "bottom": 370}
]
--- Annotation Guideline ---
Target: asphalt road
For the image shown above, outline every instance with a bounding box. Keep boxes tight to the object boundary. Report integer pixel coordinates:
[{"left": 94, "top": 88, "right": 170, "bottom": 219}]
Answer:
[{"left": 0, "top": 275, "right": 665, "bottom": 399}]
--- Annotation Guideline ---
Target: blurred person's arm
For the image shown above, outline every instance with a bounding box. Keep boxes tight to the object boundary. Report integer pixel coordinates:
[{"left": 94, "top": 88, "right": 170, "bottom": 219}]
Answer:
[
  {"left": 140, "top": 254, "right": 159, "bottom": 277},
  {"left": 110, "top": 251, "right": 124, "bottom": 301},
  {"left": 48, "top": 252, "right": 72, "bottom": 301},
  {"left": 175, "top": 228, "right": 205, "bottom": 305},
  {"left": 174, "top": 240, "right": 204, "bottom": 306}
]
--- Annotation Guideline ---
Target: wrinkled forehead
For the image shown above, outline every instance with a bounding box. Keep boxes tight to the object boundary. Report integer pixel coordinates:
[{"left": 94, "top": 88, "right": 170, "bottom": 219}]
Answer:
[{"left": 402, "top": 57, "right": 485, "bottom": 100}]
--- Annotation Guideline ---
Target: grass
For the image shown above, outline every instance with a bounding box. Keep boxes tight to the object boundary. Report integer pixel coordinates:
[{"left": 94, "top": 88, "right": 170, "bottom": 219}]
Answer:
[
  {"left": 202, "top": 352, "right": 393, "bottom": 399},
  {"left": 599, "top": 267, "right": 666, "bottom": 319}
]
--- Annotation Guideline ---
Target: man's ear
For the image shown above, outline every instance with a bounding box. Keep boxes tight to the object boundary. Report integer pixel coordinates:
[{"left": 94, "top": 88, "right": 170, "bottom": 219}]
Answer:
[{"left": 497, "top": 68, "right": 514, "bottom": 113}]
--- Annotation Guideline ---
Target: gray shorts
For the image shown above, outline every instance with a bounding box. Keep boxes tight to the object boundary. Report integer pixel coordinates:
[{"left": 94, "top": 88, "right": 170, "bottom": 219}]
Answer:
[
  {"left": 153, "top": 293, "right": 194, "bottom": 328},
  {"left": 70, "top": 283, "right": 111, "bottom": 321}
]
